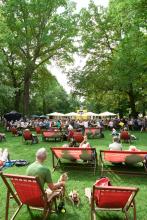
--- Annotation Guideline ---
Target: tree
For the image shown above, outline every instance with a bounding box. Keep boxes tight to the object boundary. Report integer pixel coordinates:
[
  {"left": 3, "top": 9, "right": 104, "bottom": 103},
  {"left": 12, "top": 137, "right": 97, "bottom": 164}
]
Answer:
[
  {"left": 0, "top": 0, "right": 78, "bottom": 115},
  {"left": 0, "top": 84, "right": 14, "bottom": 116},
  {"left": 68, "top": 0, "right": 147, "bottom": 116},
  {"left": 30, "top": 66, "right": 71, "bottom": 114}
]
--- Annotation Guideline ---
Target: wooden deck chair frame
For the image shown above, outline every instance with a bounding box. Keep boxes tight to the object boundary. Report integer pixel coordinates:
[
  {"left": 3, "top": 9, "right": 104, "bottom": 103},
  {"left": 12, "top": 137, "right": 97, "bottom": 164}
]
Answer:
[
  {"left": 120, "top": 131, "right": 131, "bottom": 144},
  {"left": 51, "top": 147, "right": 98, "bottom": 175},
  {"left": 42, "top": 131, "right": 62, "bottom": 142},
  {"left": 99, "top": 150, "right": 147, "bottom": 176},
  {"left": 91, "top": 185, "right": 139, "bottom": 220},
  {"left": 0, "top": 172, "right": 58, "bottom": 220},
  {"left": 22, "top": 130, "right": 33, "bottom": 144}
]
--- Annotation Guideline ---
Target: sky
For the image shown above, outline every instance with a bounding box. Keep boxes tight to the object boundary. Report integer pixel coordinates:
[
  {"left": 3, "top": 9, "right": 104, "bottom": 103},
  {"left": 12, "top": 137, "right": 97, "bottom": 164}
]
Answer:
[{"left": 49, "top": 0, "right": 109, "bottom": 93}]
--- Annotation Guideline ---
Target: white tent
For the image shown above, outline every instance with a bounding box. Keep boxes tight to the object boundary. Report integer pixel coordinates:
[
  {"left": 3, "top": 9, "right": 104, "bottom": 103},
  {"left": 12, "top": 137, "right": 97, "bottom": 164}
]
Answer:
[
  {"left": 97, "top": 111, "right": 116, "bottom": 117},
  {"left": 64, "top": 112, "right": 78, "bottom": 117},
  {"left": 47, "top": 112, "right": 65, "bottom": 117},
  {"left": 86, "top": 112, "right": 99, "bottom": 117},
  {"left": 64, "top": 111, "right": 99, "bottom": 118}
]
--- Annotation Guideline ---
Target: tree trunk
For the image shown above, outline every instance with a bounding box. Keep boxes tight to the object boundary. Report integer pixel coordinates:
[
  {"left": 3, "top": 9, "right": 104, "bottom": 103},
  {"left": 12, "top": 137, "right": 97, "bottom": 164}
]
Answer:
[
  {"left": 23, "top": 64, "right": 35, "bottom": 116},
  {"left": 43, "top": 98, "right": 46, "bottom": 114},
  {"left": 142, "top": 102, "right": 146, "bottom": 116},
  {"left": 9, "top": 69, "right": 22, "bottom": 112},
  {"left": 23, "top": 75, "right": 31, "bottom": 116},
  {"left": 14, "top": 89, "right": 22, "bottom": 112},
  {"left": 127, "top": 84, "right": 137, "bottom": 118}
]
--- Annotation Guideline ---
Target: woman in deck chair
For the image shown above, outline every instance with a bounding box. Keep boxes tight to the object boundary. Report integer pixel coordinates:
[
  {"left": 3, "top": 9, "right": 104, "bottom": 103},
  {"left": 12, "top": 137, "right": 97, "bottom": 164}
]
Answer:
[{"left": 26, "top": 148, "right": 65, "bottom": 200}]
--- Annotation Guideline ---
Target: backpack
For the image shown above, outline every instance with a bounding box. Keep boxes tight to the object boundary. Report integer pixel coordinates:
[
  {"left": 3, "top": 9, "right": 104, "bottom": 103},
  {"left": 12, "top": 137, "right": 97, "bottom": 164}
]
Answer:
[{"left": 15, "top": 160, "right": 29, "bottom": 167}]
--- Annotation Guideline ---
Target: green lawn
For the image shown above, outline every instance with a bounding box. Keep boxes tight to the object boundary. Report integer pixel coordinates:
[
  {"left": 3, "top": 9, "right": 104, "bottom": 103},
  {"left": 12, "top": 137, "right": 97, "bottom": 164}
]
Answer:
[{"left": 0, "top": 128, "right": 147, "bottom": 220}]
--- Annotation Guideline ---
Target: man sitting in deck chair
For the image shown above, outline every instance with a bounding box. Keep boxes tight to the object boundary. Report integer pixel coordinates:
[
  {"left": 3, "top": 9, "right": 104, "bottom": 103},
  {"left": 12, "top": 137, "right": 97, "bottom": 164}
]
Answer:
[
  {"left": 26, "top": 148, "right": 65, "bottom": 200},
  {"left": 109, "top": 136, "right": 122, "bottom": 151}
]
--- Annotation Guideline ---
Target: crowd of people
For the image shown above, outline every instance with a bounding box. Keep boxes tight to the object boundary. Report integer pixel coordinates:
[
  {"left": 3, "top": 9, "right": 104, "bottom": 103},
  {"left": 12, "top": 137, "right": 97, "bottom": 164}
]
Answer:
[
  {"left": 3, "top": 116, "right": 147, "bottom": 134},
  {"left": 0, "top": 114, "right": 147, "bottom": 215}
]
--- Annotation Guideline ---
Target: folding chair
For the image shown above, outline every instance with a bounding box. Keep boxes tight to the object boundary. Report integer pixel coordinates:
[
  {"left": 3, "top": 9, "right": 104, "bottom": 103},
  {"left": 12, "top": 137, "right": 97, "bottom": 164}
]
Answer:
[
  {"left": 35, "top": 126, "right": 42, "bottom": 134},
  {"left": 120, "top": 131, "right": 131, "bottom": 143},
  {"left": 0, "top": 133, "right": 6, "bottom": 141},
  {"left": 0, "top": 172, "right": 59, "bottom": 220},
  {"left": 23, "top": 130, "right": 38, "bottom": 144},
  {"left": 86, "top": 178, "right": 139, "bottom": 220},
  {"left": 73, "top": 132, "right": 84, "bottom": 143},
  {"left": 11, "top": 127, "right": 18, "bottom": 136}
]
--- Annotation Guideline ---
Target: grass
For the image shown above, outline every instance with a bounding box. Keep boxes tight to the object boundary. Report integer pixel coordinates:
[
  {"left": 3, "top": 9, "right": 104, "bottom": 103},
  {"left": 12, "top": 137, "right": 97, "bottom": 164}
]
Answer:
[{"left": 0, "top": 128, "right": 147, "bottom": 220}]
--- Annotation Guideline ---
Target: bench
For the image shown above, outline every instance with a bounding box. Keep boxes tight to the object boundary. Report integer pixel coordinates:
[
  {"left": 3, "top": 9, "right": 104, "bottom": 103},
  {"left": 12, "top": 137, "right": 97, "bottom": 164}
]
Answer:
[
  {"left": 51, "top": 147, "right": 98, "bottom": 175},
  {"left": 85, "top": 127, "right": 101, "bottom": 139},
  {"left": 42, "top": 131, "right": 62, "bottom": 142},
  {"left": 99, "top": 150, "right": 147, "bottom": 176}
]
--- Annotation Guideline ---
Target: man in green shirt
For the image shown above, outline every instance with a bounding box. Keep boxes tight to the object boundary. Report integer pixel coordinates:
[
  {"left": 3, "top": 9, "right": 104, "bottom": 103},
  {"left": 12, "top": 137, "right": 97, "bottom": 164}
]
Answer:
[{"left": 26, "top": 148, "right": 65, "bottom": 194}]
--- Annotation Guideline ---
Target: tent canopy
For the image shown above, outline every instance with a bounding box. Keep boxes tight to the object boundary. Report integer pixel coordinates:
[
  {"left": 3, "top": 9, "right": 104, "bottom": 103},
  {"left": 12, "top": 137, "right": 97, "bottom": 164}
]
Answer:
[
  {"left": 40, "top": 115, "right": 48, "bottom": 118},
  {"left": 4, "top": 111, "right": 22, "bottom": 121},
  {"left": 64, "top": 111, "right": 99, "bottom": 118},
  {"left": 97, "top": 111, "right": 116, "bottom": 117},
  {"left": 64, "top": 112, "right": 78, "bottom": 117},
  {"left": 86, "top": 112, "right": 99, "bottom": 116},
  {"left": 47, "top": 112, "right": 65, "bottom": 117},
  {"left": 31, "top": 115, "right": 40, "bottom": 118}
]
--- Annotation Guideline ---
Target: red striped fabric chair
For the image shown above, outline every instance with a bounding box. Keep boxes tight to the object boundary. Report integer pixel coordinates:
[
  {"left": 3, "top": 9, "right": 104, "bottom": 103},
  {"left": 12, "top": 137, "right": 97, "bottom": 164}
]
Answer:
[
  {"left": 23, "top": 129, "right": 38, "bottom": 144},
  {"left": 90, "top": 178, "right": 139, "bottom": 220},
  {"left": 0, "top": 173, "right": 58, "bottom": 220},
  {"left": 120, "top": 131, "right": 131, "bottom": 143},
  {"left": 35, "top": 126, "right": 42, "bottom": 134},
  {"left": 11, "top": 127, "right": 18, "bottom": 136},
  {"left": 73, "top": 132, "right": 84, "bottom": 143}
]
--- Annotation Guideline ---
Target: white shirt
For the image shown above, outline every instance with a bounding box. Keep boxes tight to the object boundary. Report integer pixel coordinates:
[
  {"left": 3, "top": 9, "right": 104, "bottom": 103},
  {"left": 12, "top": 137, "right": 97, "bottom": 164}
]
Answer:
[
  {"left": 83, "top": 121, "right": 88, "bottom": 128},
  {"left": 96, "top": 121, "right": 101, "bottom": 128},
  {"left": 109, "top": 142, "right": 122, "bottom": 151},
  {"left": 68, "top": 124, "right": 73, "bottom": 130},
  {"left": 109, "top": 121, "right": 114, "bottom": 127}
]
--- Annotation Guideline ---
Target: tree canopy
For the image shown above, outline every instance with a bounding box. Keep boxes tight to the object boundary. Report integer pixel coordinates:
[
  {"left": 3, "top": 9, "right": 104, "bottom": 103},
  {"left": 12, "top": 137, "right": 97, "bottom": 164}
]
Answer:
[
  {"left": 0, "top": 0, "right": 78, "bottom": 115},
  {"left": 0, "top": 0, "right": 146, "bottom": 117},
  {"left": 68, "top": 0, "right": 147, "bottom": 116}
]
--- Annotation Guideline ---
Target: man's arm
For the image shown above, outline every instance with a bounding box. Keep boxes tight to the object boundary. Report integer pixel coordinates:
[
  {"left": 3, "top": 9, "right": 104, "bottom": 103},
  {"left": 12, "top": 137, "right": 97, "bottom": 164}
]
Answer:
[{"left": 48, "top": 181, "right": 65, "bottom": 191}]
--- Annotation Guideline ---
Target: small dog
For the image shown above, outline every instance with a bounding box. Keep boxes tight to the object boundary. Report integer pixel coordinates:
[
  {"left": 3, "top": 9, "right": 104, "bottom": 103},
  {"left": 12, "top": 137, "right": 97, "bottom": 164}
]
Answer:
[
  {"left": 58, "top": 172, "right": 68, "bottom": 197},
  {"left": 68, "top": 190, "right": 80, "bottom": 207},
  {"left": 58, "top": 172, "right": 68, "bottom": 183},
  {"left": 46, "top": 173, "right": 68, "bottom": 199}
]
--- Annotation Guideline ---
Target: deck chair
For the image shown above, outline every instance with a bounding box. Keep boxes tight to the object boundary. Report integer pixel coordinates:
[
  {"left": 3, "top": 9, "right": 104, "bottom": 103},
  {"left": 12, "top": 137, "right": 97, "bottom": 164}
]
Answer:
[
  {"left": 11, "top": 127, "right": 18, "bottom": 136},
  {"left": 73, "top": 132, "right": 84, "bottom": 143},
  {"left": 23, "top": 129, "right": 38, "bottom": 144},
  {"left": 85, "top": 177, "right": 139, "bottom": 220},
  {"left": 0, "top": 173, "right": 59, "bottom": 220},
  {"left": 0, "top": 133, "right": 6, "bottom": 141},
  {"left": 35, "top": 126, "right": 42, "bottom": 134},
  {"left": 120, "top": 131, "right": 131, "bottom": 143}
]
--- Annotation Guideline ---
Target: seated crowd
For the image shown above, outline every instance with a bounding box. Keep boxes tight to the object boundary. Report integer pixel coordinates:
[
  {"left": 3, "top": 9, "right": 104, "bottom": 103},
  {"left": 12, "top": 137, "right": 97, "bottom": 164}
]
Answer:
[
  {"left": 3, "top": 116, "right": 147, "bottom": 134},
  {"left": 0, "top": 118, "right": 147, "bottom": 220}
]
